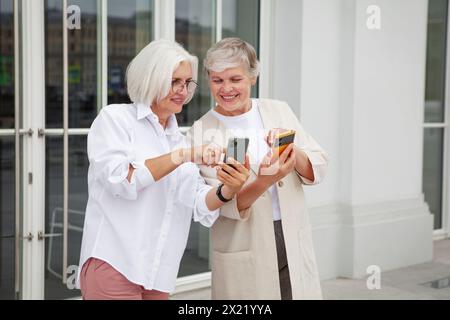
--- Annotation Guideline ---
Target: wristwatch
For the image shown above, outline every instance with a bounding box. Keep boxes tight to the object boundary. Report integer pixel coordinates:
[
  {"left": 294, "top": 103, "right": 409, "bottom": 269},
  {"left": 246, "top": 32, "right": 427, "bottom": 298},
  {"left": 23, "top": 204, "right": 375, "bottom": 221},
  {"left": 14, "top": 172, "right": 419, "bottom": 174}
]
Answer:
[{"left": 216, "top": 184, "right": 232, "bottom": 203}]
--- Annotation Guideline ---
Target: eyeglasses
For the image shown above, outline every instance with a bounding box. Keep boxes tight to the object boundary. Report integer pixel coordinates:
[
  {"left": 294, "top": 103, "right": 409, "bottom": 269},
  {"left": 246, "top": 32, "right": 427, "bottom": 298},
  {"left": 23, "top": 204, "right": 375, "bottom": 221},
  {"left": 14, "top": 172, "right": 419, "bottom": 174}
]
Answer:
[{"left": 171, "top": 79, "right": 198, "bottom": 93}]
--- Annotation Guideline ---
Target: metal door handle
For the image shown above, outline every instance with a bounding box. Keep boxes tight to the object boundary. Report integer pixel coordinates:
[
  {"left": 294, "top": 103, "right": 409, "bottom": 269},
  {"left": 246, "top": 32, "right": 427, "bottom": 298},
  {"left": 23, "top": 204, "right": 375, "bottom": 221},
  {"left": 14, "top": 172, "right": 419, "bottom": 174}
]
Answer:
[{"left": 37, "top": 232, "right": 63, "bottom": 241}]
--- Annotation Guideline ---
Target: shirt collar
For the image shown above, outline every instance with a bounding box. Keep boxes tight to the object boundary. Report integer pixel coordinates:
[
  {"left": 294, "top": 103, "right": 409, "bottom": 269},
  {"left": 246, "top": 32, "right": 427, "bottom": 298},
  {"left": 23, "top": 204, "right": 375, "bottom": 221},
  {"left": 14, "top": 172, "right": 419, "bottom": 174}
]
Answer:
[
  {"left": 164, "top": 114, "right": 180, "bottom": 136},
  {"left": 135, "top": 103, "right": 181, "bottom": 137},
  {"left": 136, "top": 103, "right": 156, "bottom": 121}
]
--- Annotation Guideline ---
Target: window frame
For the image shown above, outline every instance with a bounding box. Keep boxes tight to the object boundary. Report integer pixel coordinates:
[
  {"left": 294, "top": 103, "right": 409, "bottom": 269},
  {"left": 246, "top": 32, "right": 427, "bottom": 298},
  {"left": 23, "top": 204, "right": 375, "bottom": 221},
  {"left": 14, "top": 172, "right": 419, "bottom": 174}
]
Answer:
[{"left": 424, "top": 0, "right": 450, "bottom": 239}]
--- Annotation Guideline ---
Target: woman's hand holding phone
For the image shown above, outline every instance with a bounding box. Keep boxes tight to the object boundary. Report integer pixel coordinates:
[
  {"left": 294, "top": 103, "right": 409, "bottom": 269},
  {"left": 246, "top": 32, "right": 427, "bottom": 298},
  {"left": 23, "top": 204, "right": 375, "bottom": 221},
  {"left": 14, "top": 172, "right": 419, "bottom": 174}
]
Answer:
[
  {"left": 266, "top": 128, "right": 292, "bottom": 146},
  {"left": 258, "top": 143, "right": 296, "bottom": 184},
  {"left": 216, "top": 155, "right": 251, "bottom": 196}
]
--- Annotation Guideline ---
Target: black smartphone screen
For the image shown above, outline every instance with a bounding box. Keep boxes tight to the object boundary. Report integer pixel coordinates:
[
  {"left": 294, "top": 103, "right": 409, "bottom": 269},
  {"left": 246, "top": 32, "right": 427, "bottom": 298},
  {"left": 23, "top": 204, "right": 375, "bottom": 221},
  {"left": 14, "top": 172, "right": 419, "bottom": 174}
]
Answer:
[{"left": 225, "top": 138, "right": 249, "bottom": 164}]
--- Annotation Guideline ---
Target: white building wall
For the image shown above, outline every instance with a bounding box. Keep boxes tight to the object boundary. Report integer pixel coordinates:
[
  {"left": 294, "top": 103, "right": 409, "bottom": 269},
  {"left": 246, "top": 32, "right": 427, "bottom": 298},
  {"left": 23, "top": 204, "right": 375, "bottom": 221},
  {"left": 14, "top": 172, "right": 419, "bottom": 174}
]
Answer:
[{"left": 271, "top": 0, "right": 434, "bottom": 280}]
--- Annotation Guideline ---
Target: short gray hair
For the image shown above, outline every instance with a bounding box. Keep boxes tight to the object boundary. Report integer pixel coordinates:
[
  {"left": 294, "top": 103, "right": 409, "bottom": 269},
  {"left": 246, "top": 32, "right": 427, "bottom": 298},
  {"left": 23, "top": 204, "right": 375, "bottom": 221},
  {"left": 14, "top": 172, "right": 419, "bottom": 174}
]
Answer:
[
  {"left": 204, "top": 38, "right": 260, "bottom": 78},
  {"left": 126, "top": 39, "right": 198, "bottom": 106}
]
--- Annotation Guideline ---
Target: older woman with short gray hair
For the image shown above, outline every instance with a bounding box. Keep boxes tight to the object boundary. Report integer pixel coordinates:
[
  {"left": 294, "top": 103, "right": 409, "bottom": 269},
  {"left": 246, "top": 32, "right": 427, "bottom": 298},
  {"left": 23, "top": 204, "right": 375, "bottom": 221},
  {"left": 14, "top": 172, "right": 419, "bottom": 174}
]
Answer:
[{"left": 189, "top": 37, "right": 329, "bottom": 300}]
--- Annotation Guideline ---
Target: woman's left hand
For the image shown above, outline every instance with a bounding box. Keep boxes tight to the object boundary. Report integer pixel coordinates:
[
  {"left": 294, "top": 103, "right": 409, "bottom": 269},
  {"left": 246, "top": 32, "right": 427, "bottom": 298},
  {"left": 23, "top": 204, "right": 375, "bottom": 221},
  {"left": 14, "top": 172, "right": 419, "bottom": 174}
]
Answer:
[
  {"left": 216, "top": 155, "right": 251, "bottom": 194},
  {"left": 266, "top": 128, "right": 292, "bottom": 147}
]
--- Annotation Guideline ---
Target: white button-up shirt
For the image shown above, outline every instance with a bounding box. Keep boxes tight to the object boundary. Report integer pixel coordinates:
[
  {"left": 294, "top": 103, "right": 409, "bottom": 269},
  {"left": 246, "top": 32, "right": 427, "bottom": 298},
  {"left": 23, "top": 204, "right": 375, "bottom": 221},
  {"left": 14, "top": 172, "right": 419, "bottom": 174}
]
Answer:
[{"left": 76, "top": 103, "right": 219, "bottom": 293}]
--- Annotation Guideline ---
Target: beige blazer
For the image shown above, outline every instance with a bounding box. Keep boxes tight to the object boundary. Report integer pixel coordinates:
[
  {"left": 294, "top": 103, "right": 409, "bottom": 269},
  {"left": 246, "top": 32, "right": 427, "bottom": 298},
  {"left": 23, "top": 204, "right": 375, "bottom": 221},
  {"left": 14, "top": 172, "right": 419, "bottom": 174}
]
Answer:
[{"left": 188, "top": 99, "right": 329, "bottom": 300}]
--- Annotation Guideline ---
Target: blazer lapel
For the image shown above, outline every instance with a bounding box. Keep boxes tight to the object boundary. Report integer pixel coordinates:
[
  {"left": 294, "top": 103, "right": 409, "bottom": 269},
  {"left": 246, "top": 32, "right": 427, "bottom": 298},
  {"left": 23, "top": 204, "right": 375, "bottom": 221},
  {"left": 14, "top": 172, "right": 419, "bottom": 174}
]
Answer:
[{"left": 257, "top": 99, "right": 278, "bottom": 131}]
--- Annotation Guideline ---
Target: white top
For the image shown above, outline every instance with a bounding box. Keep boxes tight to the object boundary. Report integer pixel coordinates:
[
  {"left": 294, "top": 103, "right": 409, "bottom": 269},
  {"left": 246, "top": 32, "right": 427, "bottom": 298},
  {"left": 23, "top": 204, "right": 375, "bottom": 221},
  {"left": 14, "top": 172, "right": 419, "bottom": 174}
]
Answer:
[
  {"left": 211, "top": 100, "right": 282, "bottom": 221},
  {"left": 76, "top": 103, "right": 219, "bottom": 293}
]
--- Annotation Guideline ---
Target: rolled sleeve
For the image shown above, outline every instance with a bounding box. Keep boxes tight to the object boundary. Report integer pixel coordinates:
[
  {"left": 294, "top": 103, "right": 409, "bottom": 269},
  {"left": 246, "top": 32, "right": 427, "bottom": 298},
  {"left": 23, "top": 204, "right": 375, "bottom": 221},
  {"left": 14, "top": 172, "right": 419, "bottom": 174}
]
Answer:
[
  {"left": 219, "top": 196, "right": 251, "bottom": 221},
  {"left": 282, "top": 102, "right": 329, "bottom": 186},
  {"left": 193, "top": 177, "right": 220, "bottom": 227},
  {"left": 131, "top": 161, "right": 155, "bottom": 191},
  {"left": 88, "top": 109, "right": 156, "bottom": 201},
  {"left": 297, "top": 149, "right": 329, "bottom": 185}
]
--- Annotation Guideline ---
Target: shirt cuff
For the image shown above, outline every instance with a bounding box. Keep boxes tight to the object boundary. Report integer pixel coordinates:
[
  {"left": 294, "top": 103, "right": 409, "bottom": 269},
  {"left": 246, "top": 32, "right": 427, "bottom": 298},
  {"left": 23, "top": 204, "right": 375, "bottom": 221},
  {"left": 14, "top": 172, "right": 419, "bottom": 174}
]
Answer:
[
  {"left": 194, "top": 185, "right": 220, "bottom": 227},
  {"left": 131, "top": 161, "right": 155, "bottom": 190}
]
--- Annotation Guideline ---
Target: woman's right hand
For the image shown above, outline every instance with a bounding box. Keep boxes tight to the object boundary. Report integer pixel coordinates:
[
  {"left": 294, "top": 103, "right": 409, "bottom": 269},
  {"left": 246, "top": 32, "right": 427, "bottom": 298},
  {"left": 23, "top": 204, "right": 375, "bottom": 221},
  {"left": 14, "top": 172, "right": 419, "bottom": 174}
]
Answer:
[
  {"left": 181, "top": 144, "right": 224, "bottom": 166},
  {"left": 258, "top": 143, "right": 296, "bottom": 184},
  {"left": 216, "top": 155, "right": 251, "bottom": 194}
]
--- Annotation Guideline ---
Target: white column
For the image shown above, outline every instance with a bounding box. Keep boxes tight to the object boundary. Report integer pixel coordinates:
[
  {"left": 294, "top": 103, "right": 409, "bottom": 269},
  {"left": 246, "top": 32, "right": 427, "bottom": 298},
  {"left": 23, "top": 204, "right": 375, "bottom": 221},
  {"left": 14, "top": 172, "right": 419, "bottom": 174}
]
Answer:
[
  {"left": 154, "top": 0, "right": 175, "bottom": 40},
  {"left": 259, "top": 0, "right": 275, "bottom": 99},
  {"left": 274, "top": 0, "right": 433, "bottom": 279},
  {"left": 21, "top": 0, "right": 46, "bottom": 299}
]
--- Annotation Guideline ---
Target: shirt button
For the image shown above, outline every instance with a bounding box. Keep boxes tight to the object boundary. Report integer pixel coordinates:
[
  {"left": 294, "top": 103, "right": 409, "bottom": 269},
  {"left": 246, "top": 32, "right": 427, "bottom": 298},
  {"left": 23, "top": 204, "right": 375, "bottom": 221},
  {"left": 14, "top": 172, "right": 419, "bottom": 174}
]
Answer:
[{"left": 278, "top": 181, "right": 284, "bottom": 187}]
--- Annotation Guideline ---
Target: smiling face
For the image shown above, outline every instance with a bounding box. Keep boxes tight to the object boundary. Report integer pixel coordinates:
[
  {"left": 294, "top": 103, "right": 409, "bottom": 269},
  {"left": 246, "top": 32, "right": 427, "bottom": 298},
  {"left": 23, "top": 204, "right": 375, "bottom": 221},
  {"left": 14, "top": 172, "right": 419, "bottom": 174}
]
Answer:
[
  {"left": 152, "top": 60, "right": 192, "bottom": 121},
  {"left": 208, "top": 64, "right": 257, "bottom": 116}
]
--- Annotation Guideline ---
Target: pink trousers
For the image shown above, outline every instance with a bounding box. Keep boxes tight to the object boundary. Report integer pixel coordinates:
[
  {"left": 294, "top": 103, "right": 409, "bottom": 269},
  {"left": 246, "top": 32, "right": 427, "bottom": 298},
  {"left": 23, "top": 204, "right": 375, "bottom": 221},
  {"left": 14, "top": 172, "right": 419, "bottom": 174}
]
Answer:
[{"left": 80, "top": 257, "right": 169, "bottom": 300}]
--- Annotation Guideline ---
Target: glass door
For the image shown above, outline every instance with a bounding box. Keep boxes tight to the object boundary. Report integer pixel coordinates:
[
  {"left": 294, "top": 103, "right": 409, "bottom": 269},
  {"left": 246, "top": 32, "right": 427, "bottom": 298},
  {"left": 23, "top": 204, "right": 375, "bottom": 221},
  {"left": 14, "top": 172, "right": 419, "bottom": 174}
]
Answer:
[
  {"left": 0, "top": 0, "right": 21, "bottom": 300},
  {"left": 42, "top": 0, "right": 154, "bottom": 299}
]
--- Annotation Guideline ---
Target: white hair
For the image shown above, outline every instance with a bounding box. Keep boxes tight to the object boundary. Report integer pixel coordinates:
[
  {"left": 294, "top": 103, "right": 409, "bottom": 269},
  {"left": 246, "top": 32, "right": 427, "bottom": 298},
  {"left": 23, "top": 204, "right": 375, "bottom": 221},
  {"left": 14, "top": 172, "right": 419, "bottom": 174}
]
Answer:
[
  {"left": 126, "top": 39, "right": 198, "bottom": 106},
  {"left": 204, "top": 38, "right": 260, "bottom": 78}
]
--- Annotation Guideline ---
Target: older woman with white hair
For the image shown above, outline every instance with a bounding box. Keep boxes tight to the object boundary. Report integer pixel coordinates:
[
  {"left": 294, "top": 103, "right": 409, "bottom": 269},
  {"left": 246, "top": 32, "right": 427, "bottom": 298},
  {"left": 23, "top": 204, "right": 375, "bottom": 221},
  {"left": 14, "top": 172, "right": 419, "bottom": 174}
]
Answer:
[
  {"left": 188, "top": 38, "right": 329, "bottom": 300},
  {"left": 76, "top": 39, "right": 250, "bottom": 300}
]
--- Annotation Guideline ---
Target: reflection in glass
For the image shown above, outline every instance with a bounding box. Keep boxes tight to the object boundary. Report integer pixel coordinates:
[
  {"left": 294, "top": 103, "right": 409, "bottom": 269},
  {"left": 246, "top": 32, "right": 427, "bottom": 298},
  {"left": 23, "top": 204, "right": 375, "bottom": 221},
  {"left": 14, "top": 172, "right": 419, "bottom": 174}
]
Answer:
[
  {"left": 176, "top": 0, "right": 215, "bottom": 127},
  {"left": 45, "top": 136, "right": 88, "bottom": 299},
  {"left": 0, "top": 0, "right": 15, "bottom": 129},
  {"left": 422, "top": 128, "right": 444, "bottom": 230},
  {"left": 45, "top": 0, "right": 99, "bottom": 129},
  {"left": 175, "top": 0, "right": 215, "bottom": 277},
  {"left": 0, "top": 137, "right": 15, "bottom": 300},
  {"left": 108, "top": 0, "right": 154, "bottom": 105},
  {"left": 68, "top": 0, "right": 98, "bottom": 128},
  {"left": 178, "top": 222, "right": 211, "bottom": 277},
  {"left": 222, "top": 0, "right": 260, "bottom": 54},
  {"left": 425, "top": 0, "right": 448, "bottom": 123},
  {"left": 45, "top": 0, "right": 63, "bottom": 128},
  {"left": 222, "top": 0, "right": 260, "bottom": 98}
]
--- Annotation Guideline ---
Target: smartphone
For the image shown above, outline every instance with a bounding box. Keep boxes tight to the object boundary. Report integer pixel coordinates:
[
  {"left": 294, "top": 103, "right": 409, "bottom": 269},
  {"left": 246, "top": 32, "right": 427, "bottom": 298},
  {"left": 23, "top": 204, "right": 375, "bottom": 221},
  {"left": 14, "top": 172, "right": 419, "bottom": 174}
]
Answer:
[
  {"left": 273, "top": 130, "right": 296, "bottom": 155},
  {"left": 224, "top": 137, "right": 249, "bottom": 166}
]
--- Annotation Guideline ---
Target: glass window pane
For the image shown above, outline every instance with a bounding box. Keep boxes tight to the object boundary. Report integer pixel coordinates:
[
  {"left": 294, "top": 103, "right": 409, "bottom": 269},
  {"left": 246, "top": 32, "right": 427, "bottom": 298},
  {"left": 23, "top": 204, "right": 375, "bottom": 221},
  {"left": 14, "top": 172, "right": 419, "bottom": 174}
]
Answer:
[
  {"left": 68, "top": 0, "right": 98, "bottom": 129},
  {"left": 0, "top": 137, "right": 15, "bottom": 300},
  {"left": 108, "top": 0, "right": 154, "bottom": 105},
  {"left": 175, "top": 0, "right": 215, "bottom": 127},
  {"left": 222, "top": 0, "right": 260, "bottom": 54},
  {"left": 222, "top": 0, "right": 260, "bottom": 98},
  {"left": 424, "top": 0, "right": 448, "bottom": 123},
  {"left": 175, "top": 0, "right": 215, "bottom": 277},
  {"left": 422, "top": 128, "right": 444, "bottom": 230},
  {"left": 45, "top": 0, "right": 63, "bottom": 128},
  {"left": 44, "top": 137, "right": 63, "bottom": 299},
  {"left": 68, "top": 136, "right": 88, "bottom": 289},
  {"left": 178, "top": 222, "right": 211, "bottom": 277},
  {"left": 0, "top": 0, "right": 15, "bottom": 129}
]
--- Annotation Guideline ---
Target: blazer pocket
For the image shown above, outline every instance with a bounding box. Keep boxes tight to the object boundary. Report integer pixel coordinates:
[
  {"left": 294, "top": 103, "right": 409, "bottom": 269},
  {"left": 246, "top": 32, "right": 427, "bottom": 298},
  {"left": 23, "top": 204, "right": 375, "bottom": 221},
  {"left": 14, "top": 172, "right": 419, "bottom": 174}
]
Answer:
[{"left": 212, "top": 251, "right": 256, "bottom": 300}]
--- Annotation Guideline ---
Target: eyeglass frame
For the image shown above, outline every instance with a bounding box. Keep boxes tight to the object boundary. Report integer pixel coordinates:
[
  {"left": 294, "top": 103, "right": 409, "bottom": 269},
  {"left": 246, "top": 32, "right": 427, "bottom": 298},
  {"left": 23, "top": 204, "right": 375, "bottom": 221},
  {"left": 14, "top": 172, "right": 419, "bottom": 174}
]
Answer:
[{"left": 171, "top": 79, "right": 199, "bottom": 94}]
